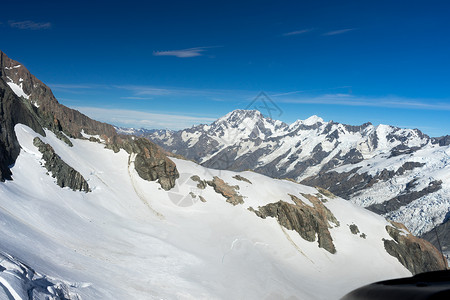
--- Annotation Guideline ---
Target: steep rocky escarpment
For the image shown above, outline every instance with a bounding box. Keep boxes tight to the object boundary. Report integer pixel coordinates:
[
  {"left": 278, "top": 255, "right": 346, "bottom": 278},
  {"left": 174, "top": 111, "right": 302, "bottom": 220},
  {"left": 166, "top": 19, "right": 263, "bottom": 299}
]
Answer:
[
  {"left": 250, "top": 193, "right": 339, "bottom": 253},
  {"left": 383, "top": 222, "right": 448, "bottom": 274},
  {"left": 33, "top": 137, "right": 90, "bottom": 192},
  {"left": 0, "top": 77, "right": 44, "bottom": 181}
]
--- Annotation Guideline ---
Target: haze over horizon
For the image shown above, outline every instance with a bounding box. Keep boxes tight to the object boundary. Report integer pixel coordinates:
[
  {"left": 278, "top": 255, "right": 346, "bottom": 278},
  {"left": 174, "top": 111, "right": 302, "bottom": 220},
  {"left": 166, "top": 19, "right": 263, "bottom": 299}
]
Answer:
[{"left": 2, "top": 0, "right": 450, "bottom": 136}]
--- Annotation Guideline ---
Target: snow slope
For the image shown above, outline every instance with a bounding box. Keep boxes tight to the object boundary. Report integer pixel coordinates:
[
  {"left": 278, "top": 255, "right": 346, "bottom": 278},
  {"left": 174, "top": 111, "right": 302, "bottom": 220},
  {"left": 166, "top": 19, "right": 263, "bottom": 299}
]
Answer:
[{"left": 0, "top": 124, "right": 412, "bottom": 299}]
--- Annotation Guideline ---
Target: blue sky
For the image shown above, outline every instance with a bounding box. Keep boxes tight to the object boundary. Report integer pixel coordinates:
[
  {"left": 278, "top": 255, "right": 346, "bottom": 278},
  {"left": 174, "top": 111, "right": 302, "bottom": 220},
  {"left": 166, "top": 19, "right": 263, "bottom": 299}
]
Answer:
[{"left": 2, "top": 0, "right": 450, "bottom": 136}]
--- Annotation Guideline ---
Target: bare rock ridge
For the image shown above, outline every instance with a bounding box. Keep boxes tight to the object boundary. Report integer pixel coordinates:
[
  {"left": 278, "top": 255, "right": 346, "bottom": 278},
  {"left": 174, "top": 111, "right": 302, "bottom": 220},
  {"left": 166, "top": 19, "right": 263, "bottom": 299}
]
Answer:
[
  {"left": 33, "top": 137, "right": 90, "bottom": 192},
  {"left": 383, "top": 222, "right": 448, "bottom": 274},
  {"left": 0, "top": 50, "right": 178, "bottom": 190},
  {"left": 250, "top": 193, "right": 339, "bottom": 254}
]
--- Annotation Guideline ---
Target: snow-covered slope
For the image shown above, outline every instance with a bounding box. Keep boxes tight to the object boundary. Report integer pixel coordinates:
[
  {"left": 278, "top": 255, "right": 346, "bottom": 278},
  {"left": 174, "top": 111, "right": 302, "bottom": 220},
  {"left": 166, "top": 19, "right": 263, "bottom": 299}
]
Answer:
[
  {"left": 0, "top": 123, "right": 419, "bottom": 299},
  {"left": 132, "top": 110, "right": 450, "bottom": 240}
]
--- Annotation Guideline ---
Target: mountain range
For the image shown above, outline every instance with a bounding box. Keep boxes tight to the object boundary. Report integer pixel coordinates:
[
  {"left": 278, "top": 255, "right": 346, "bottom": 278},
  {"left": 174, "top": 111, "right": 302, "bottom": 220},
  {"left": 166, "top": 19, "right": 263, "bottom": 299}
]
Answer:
[
  {"left": 120, "top": 109, "right": 450, "bottom": 258},
  {"left": 0, "top": 50, "right": 447, "bottom": 299}
]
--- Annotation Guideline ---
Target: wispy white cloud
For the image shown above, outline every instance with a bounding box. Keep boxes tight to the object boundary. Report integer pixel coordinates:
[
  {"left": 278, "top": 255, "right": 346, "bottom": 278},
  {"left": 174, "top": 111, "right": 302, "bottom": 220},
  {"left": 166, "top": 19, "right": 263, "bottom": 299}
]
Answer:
[
  {"left": 153, "top": 47, "right": 214, "bottom": 58},
  {"left": 74, "top": 106, "right": 217, "bottom": 130},
  {"left": 9, "top": 20, "right": 52, "bottom": 30},
  {"left": 120, "top": 96, "right": 153, "bottom": 100},
  {"left": 49, "top": 83, "right": 103, "bottom": 89},
  {"left": 322, "top": 28, "right": 355, "bottom": 36},
  {"left": 276, "top": 93, "right": 450, "bottom": 111},
  {"left": 114, "top": 85, "right": 172, "bottom": 95},
  {"left": 282, "top": 29, "right": 313, "bottom": 36}
]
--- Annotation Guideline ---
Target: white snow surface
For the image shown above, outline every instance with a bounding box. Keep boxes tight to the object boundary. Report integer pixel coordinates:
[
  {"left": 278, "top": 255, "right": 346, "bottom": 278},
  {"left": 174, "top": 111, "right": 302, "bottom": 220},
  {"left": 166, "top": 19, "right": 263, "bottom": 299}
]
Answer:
[
  {"left": 0, "top": 124, "right": 412, "bottom": 299},
  {"left": 6, "top": 82, "right": 30, "bottom": 99}
]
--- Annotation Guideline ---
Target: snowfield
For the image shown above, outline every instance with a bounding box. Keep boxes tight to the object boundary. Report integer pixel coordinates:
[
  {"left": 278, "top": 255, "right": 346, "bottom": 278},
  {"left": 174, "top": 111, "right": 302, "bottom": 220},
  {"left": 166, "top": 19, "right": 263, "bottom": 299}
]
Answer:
[{"left": 0, "top": 124, "right": 411, "bottom": 299}]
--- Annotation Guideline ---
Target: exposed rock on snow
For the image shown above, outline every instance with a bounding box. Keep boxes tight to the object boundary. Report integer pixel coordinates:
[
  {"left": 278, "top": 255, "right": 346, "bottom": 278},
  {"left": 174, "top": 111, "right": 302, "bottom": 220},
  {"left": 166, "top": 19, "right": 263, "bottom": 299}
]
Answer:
[
  {"left": 383, "top": 222, "right": 447, "bottom": 274},
  {"left": 250, "top": 193, "right": 339, "bottom": 254},
  {"left": 207, "top": 176, "right": 244, "bottom": 205},
  {"left": 233, "top": 174, "right": 252, "bottom": 184},
  {"left": 33, "top": 137, "right": 90, "bottom": 192}
]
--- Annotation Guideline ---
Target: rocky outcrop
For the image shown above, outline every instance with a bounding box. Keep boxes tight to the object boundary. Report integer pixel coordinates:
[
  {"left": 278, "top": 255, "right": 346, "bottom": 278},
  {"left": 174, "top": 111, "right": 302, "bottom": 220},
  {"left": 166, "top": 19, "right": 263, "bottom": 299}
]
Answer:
[
  {"left": 207, "top": 176, "right": 244, "bottom": 205},
  {"left": 33, "top": 137, "right": 90, "bottom": 192},
  {"left": 232, "top": 174, "right": 252, "bottom": 184},
  {"left": 383, "top": 222, "right": 447, "bottom": 274},
  {"left": 105, "top": 135, "right": 178, "bottom": 191},
  {"left": 349, "top": 224, "right": 360, "bottom": 235},
  {"left": 0, "top": 77, "right": 44, "bottom": 181},
  {"left": 190, "top": 175, "right": 207, "bottom": 189},
  {"left": 250, "top": 194, "right": 339, "bottom": 253}
]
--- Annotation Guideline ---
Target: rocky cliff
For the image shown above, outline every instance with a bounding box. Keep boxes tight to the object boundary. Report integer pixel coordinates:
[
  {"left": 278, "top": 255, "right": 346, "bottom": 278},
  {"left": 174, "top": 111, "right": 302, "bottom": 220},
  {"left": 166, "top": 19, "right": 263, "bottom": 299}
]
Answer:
[{"left": 383, "top": 222, "right": 448, "bottom": 274}]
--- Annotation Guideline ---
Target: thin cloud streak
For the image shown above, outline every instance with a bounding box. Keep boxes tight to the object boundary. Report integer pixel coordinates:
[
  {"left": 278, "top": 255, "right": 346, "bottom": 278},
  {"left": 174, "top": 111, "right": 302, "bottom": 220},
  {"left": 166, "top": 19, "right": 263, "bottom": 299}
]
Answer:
[
  {"left": 153, "top": 46, "right": 216, "bottom": 58},
  {"left": 322, "top": 28, "right": 355, "bottom": 36},
  {"left": 74, "top": 106, "right": 217, "bottom": 130},
  {"left": 276, "top": 94, "right": 450, "bottom": 111},
  {"left": 282, "top": 29, "right": 313, "bottom": 36},
  {"left": 120, "top": 96, "right": 153, "bottom": 100},
  {"left": 9, "top": 20, "right": 52, "bottom": 30}
]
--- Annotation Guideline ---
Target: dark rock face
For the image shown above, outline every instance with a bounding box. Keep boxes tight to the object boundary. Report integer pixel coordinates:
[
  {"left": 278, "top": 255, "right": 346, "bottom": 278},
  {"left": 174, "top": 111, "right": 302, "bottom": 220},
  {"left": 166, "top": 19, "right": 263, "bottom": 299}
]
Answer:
[
  {"left": 250, "top": 193, "right": 339, "bottom": 253},
  {"left": 0, "top": 77, "right": 44, "bottom": 181},
  {"left": 116, "top": 136, "right": 179, "bottom": 191},
  {"left": 383, "top": 222, "right": 447, "bottom": 274},
  {"left": 207, "top": 176, "right": 244, "bottom": 205},
  {"left": 33, "top": 137, "right": 90, "bottom": 192}
]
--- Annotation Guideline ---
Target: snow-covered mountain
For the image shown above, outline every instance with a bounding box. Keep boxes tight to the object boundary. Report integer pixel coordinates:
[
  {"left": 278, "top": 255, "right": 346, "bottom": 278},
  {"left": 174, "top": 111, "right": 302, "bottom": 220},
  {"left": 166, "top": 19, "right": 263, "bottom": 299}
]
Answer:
[
  {"left": 131, "top": 110, "right": 450, "bottom": 244},
  {"left": 0, "top": 50, "right": 447, "bottom": 299}
]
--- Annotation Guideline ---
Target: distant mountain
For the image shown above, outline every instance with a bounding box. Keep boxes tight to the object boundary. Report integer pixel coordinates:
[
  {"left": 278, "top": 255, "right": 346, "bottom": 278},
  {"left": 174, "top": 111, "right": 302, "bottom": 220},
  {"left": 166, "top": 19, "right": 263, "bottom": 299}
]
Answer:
[
  {"left": 126, "top": 109, "right": 450, "bottom": 248},
  {"left": 1, "top": 51, "right": 446, "bottom": 299}
]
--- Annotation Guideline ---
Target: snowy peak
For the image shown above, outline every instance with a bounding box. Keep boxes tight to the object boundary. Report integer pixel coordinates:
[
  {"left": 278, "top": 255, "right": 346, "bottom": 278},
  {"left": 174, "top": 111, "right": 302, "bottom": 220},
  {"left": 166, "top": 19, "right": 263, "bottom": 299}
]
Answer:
[{"left": 303, "top": 115, "right": 324, "bottom": 125}]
